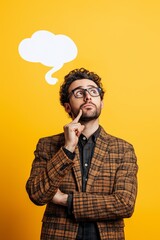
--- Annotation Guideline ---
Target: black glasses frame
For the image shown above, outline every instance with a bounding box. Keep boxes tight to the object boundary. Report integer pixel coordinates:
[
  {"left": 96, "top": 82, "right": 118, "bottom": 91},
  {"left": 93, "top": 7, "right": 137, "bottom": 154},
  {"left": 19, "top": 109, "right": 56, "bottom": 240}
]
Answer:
[{"left": 68, "top": 87, "right": 102, "bottom": 99}]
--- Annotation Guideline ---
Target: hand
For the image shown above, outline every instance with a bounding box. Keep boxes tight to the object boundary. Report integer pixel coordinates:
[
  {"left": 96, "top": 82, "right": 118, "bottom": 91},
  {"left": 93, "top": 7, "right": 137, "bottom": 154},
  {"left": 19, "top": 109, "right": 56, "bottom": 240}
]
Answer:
[
  {"left": 63, "top": 109, "right": 85, "bottom": 152},
  {"left": 52, "top": 189, "right": 68, "bottom": 206}
]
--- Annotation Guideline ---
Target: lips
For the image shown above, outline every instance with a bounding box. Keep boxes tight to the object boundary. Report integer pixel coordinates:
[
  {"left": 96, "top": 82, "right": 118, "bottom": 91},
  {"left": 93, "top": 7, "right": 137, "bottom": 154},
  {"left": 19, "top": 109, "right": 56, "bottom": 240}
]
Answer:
[{"left": 81, "top": 103, "right": 95, "bottom": 109}]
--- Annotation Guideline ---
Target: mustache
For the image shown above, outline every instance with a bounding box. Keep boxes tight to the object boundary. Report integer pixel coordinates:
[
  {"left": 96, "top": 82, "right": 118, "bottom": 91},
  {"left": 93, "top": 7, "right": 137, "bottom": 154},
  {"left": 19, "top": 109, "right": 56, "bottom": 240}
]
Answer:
[{"left": 80, "top": 102, "right": 96, "bottom": 108}]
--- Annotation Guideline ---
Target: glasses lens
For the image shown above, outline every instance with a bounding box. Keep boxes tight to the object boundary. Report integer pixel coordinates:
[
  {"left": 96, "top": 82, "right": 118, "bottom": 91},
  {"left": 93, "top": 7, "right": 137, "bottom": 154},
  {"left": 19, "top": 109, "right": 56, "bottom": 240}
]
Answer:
[
  {"left": 88, "top": 87, "right": 100, "bottom": 96},
  {"left": 72, "top": 87, "right": 101, "bottom": 98},
  {"left": 74, "top": 89, "right": 85, "bottom": 98}
]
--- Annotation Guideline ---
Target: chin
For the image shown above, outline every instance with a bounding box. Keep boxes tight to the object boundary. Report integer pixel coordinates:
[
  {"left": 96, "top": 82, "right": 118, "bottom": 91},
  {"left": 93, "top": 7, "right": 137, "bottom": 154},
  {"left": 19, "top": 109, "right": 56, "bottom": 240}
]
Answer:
[{"left": 80, "top": 115, "right": 98, "bottom": 122}]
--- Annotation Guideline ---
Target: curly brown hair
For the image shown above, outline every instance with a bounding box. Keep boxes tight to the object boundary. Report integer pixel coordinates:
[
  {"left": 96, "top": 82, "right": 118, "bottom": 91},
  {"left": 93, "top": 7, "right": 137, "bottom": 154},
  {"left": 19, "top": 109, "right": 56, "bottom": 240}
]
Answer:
[{"left": 59, "top": 68, "right": 105, "bottom": 106}]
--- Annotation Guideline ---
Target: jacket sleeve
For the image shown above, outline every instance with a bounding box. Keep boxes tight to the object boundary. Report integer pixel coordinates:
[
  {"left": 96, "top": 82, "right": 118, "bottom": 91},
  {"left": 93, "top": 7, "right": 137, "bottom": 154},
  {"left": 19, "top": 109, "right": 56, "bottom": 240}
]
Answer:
[
  {"left": 72, "top": 146, "right": 138, "bottom": 221},
  {"left": 26, "top": 138, "right": 74, "bottom": 206}
]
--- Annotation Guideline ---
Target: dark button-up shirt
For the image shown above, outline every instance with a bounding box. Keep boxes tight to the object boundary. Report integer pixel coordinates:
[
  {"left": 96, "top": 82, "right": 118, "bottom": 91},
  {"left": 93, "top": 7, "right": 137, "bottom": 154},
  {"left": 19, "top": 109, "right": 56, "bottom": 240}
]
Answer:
[{"left": 64, "top": 127, "right": 101, "bottom": 240}]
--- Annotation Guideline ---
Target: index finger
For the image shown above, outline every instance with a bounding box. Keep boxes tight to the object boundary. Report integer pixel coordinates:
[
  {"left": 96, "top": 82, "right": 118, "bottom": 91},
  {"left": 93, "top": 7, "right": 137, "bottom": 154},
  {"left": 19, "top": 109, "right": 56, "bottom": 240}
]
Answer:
[{"left": 72, "top": 109, "right": 82, "bottom": 123}]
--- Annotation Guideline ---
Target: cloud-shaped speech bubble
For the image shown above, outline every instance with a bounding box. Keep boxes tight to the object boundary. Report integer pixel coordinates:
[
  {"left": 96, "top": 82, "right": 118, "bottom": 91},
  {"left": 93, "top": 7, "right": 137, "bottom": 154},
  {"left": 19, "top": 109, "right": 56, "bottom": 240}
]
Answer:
[{"left": 18, "top": 30, "right": 78, "bottom": 85}]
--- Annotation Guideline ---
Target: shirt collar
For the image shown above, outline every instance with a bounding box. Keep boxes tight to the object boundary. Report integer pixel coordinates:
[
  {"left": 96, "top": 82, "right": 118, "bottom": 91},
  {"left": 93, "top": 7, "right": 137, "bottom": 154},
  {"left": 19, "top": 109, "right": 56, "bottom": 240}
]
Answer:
[{"left": 80, "top": 126, "right": 101, "bottom": 143}]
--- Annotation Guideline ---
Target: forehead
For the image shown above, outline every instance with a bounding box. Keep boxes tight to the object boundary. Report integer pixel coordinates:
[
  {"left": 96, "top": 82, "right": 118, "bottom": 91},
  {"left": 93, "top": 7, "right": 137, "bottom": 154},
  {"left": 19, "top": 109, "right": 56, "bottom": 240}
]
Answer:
[{"left": 68, "top": 79, "right": 98, "bottom": 91}]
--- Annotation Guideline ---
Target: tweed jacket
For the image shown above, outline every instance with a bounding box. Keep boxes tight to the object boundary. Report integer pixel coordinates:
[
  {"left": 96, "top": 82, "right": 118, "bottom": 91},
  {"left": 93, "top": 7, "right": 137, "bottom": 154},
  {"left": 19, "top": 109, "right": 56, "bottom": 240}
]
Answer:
[{"left": 26, "top": 126, "right": 138, "bottom": 240}]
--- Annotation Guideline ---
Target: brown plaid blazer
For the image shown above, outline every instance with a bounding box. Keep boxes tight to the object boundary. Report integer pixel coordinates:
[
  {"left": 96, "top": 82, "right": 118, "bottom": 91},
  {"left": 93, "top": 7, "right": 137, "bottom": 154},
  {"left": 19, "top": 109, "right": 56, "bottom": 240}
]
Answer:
[{"left": 26, "top": 127, "right": 138, "bottom": 240}]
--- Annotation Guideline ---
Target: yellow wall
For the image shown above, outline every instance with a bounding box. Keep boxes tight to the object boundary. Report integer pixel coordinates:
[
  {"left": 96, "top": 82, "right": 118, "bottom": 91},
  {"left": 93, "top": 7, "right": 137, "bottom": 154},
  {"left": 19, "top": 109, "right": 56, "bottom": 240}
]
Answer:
[{"left": 1, "top": 0, "right": 160, "bottom": 239}]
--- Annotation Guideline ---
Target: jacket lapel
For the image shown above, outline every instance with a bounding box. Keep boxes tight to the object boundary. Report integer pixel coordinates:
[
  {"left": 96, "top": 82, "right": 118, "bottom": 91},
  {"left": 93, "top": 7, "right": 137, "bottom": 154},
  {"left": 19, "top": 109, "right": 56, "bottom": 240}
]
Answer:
[
  {"left": 66, "top": 127, "right": 111, "bottom": 192},
  {"left": 86, "top": 127, "right": 110, "bottom": 192}
]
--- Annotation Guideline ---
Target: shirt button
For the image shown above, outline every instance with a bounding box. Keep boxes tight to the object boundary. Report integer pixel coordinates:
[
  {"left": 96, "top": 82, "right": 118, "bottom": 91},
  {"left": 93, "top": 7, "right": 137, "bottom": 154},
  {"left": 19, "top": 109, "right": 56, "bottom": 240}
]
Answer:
[
  {"left": 84, "top": 163, "right": 88, "bottom": 167},
  {"left": 83, "top": 136, "right": 86, "bottom": 140},
  {"left": 85, "top": 178, "right": 88, "bottom": 181}
]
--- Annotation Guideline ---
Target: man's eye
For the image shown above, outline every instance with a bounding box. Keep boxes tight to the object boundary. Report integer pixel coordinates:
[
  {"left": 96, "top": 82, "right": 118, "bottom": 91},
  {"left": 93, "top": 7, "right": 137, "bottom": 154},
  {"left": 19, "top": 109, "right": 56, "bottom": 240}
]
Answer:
[
  {"left": 90, "top": 89, "right": 96, "bottom": 93},
  {"left": 75, "top": 90, "right": 83, "bottom": 96},
  {"left": 90, "top": 88, "right": 98, "bottom": 94}
]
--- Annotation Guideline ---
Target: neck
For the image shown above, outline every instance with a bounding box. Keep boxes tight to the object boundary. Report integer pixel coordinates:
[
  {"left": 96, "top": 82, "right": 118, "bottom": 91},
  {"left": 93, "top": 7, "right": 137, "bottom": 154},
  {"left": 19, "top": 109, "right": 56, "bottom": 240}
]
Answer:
[{"left": 80, "top": 119, "right": 99, "bottom": 139}]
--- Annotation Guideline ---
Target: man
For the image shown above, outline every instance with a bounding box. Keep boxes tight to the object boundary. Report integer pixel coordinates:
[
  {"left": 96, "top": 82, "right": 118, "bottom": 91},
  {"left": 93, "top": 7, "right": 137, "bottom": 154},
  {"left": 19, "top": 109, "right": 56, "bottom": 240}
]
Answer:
[{"left": 26, "top": 68, "right": 138, "bottom": 240}]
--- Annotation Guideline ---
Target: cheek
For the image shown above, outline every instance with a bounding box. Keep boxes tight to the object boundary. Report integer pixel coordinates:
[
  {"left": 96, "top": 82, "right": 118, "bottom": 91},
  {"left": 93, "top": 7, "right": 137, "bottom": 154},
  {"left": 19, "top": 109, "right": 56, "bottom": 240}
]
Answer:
[
  {"left": 70, "top": 99, "right": 82, "bottom": 108},
  {"left": 69, "top": 102, "right": 80, "bottom": 114},
  {"left": 94, "top": 99, "right": 103, "bottom": 108}
]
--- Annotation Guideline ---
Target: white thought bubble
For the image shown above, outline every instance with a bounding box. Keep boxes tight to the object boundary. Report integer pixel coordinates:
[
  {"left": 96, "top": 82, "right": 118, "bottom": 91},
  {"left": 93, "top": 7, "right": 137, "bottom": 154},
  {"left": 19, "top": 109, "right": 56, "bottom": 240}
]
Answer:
[{"left": 18, "top": 30, "right": 78, "bottom": 85}]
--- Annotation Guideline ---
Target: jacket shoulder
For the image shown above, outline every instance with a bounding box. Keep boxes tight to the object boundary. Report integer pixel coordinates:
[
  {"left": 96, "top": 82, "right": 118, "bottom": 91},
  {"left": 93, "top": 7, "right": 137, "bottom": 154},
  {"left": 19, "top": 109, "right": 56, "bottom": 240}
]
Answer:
[
  {"left": 39, "top": 132, "right": 64, "bottom": 142},
  {"left": 100, "top": 127, "right": 134, "bottom": 151},
  {"left": 37, "top": 132, "right": 65, "bottom": 150}
]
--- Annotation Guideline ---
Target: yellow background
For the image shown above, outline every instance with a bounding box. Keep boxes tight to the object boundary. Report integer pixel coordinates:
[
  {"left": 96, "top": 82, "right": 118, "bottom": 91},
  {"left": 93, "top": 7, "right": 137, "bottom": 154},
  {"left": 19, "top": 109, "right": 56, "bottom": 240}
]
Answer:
[{"left": 1, "top": 0, "right": 160, "bottom": 239}]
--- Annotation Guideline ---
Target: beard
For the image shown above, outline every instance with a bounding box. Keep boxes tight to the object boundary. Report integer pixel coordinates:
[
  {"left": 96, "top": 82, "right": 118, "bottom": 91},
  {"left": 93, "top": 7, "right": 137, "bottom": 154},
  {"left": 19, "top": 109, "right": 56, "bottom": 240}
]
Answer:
[{"left": 71, "top": 103, "right": 102, "bottom": 122}]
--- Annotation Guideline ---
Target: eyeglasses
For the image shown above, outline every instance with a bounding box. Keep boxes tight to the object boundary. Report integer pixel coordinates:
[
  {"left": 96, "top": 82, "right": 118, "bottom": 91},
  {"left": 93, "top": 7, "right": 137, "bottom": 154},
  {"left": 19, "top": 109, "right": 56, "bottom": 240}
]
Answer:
[{"left": 68, "top": 87, "right": 102, "bottom": 99}]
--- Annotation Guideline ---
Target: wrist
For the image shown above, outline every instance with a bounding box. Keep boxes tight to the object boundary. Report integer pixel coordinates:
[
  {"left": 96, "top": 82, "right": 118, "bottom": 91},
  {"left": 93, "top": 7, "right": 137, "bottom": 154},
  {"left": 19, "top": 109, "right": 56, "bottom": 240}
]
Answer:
[{"left": 64, "top": 145, "right": 75, "bottom": 153}]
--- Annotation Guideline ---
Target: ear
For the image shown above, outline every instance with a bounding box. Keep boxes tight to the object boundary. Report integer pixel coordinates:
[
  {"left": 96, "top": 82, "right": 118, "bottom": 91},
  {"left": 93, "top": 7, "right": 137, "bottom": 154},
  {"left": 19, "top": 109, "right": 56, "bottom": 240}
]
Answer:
[
  {"left": 100, "top": 100, "right": 104, "bottom": 109},
  {"left": 64, "top": 103, "right": 71, "bottom": 113}
]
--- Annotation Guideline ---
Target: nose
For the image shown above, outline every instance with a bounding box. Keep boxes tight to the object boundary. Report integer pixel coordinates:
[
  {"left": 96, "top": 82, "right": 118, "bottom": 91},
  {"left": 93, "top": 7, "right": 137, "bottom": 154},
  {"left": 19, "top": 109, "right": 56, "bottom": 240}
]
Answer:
[{"left": 83, "top": 90, "right": 92, "bottom": 101}]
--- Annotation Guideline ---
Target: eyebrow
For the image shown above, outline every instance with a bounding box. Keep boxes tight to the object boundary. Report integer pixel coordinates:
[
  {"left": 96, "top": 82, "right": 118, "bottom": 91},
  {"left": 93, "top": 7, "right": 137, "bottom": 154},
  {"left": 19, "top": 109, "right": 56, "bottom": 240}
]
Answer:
[{"left": 74, "top": 85, "right": 97, "bottom": 89}]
